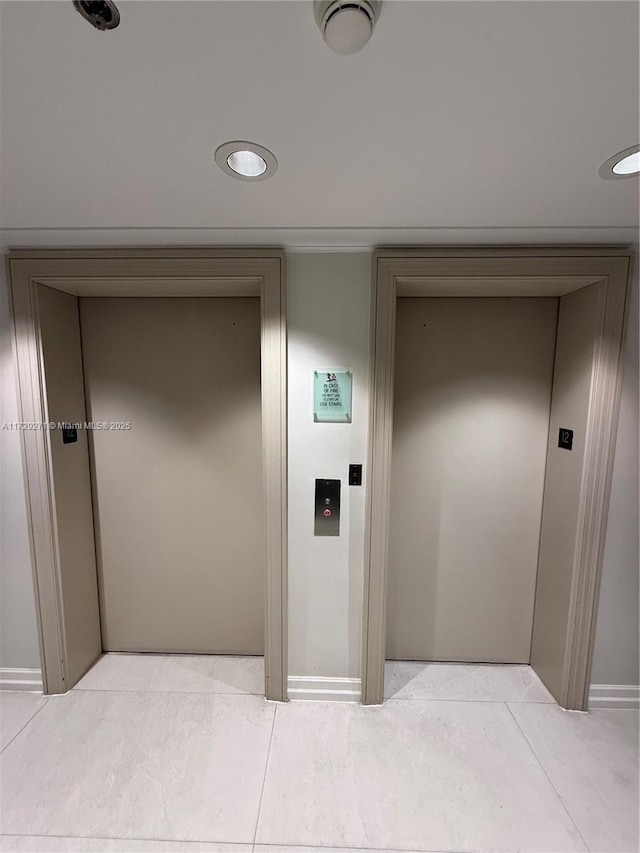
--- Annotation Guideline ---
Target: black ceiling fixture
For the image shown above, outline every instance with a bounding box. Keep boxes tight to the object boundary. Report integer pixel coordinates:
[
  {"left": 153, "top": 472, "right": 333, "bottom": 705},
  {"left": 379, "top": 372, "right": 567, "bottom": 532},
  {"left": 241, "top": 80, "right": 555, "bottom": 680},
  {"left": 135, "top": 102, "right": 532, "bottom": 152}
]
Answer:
[{"left": 73, "top": 0, "right": 120, "bottom": 30}]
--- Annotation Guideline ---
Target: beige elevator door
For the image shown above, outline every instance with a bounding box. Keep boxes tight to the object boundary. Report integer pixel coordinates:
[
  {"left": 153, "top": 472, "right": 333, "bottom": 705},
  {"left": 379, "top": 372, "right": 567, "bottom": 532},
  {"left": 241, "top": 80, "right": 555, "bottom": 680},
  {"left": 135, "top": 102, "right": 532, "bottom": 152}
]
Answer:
[
  {"left": 80, "top": 297, "right": 264, "bottom": 654},
  {"left": 387, "top": 298, "right": 558, "bottom": 663}
]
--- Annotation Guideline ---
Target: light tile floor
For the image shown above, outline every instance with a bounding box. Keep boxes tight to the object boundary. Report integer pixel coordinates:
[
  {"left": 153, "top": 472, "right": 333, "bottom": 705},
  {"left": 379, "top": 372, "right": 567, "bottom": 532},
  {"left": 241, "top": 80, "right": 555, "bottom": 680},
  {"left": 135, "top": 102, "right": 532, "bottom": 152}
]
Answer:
[
  {"left": 74, "top": 653, "right": 265, "bottom": 696},
  {"left": 0, "top": 694, "right": 49, "bottom": 753},
  {"left": 0, "top": 656, "right": 637, "bottom": 853}
]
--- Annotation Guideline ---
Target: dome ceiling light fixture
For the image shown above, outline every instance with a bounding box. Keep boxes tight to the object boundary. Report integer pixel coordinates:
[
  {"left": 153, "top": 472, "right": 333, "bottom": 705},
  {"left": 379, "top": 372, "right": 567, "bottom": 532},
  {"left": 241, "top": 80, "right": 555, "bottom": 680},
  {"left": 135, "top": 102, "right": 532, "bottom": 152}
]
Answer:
[
  {"left": 214, "top": 141, "right": 278, "bottom": 182},
  {"left": 315, "top": 1, "right": 381, "bottom": 55},
  {"left": 598, "top": 144, "right": 640, "bottom": 179},
  {"left": 73, "top": 0, "right": 120, "bottom": 30}
]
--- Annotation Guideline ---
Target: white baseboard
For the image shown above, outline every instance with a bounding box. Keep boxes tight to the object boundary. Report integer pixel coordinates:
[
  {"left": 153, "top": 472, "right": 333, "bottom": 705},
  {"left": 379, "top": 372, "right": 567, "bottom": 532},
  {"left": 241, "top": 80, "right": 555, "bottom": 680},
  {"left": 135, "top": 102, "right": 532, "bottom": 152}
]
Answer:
[
  {"left": 589, "top": 684, "right": 639, "bottom": 710},
  {"left": 0, "top": 668, "right": 43, "bottom": 692},
  {"left": 288, "top": 676, "right": 361, "bottom": 702}
]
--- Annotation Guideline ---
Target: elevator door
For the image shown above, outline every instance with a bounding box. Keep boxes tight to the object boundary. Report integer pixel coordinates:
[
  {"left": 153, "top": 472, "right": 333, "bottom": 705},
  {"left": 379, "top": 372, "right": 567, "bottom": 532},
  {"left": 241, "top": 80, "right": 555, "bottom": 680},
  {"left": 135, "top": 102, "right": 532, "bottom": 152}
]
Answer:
[
  {"left": 80, "top": 297, "right": 264, "bottom": 654},
  {"left": 387, "top": 298, "right": 558, "bottom": 663}
]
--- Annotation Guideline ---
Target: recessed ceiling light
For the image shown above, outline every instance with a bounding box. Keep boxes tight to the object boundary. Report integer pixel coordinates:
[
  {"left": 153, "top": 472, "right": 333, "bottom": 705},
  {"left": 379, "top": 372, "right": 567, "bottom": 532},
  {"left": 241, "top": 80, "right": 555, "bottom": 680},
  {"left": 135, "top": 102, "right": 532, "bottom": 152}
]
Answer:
[
  {"left": 598, "top": 145, "right": 640, "bottom": 180},
  {"left": 227, "top": 150, "right": 267, "bottom": 177},
  {"left": 612, "top": 151, "right": 640, "bottom": 175},
  {"left": 214, "top": 141, "right": 278, "bottom": 182}
]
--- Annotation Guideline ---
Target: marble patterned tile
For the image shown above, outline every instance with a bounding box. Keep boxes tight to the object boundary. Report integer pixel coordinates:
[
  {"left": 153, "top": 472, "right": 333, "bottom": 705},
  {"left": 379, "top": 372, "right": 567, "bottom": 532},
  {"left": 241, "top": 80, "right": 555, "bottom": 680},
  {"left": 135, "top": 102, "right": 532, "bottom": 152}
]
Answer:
[
  {"left": 0, "top": 838, "right": 250, "bottom": 852},
  {"left": 0, "top": 691, "right": 274, "bottom": 843},
  {"left": 74, "top": 654, "right": 265, "bottom": 695},
  {"left": 255, "top": 700, "right": 586, "bottom": 852},
  {"left": 384, "top": 662, "right": 554, "bottom": 703},
  {"left": 0, "top": 693, "right": 48, "bottom": 752},
  {"left": 509, "top": 703, "right": 639, "bottom": 852}
]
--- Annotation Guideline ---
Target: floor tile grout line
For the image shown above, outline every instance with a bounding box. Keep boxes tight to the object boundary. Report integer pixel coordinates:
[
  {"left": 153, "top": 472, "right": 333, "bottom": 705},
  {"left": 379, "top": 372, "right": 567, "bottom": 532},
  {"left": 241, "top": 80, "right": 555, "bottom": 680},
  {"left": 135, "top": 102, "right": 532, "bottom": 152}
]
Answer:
[
  {"left": 0, "top": 835, "right": 468, "bottom": 853},
  {"left": 384, "top": 696, "right": 555, "bottom": 704},
  {"left": 252, "top": 842, "right": 467, "bottom": 853},
  {"left": 73, "top": 688, "right": 554, "bottom": 703},
  {"left": 71, "top": 687, "right": 556, "bottom": 705},
  {"left": 0, "top": 832, "right": 250, "bottom": 847},
  {"left": 252, "top": 702, "right": 279, "bottom": 848},
  {"left": 71, "top": 687, "right": 264, "bottom": 696},
  {"left": 0, "top": 697, "right": 50, "bottom": 755},
  {"left": 94, "top": 653, "right": 264, "bottom": 659},
  {"left": 504, "top": 702, "right": 593, "bottom": 853}
]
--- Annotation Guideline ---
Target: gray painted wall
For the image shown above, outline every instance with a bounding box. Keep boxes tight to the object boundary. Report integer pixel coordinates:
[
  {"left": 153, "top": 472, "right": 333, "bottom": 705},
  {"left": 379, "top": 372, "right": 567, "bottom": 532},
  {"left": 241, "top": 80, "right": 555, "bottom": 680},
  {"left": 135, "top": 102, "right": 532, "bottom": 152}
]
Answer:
[
  {"left": 0, "top": 266, "right": 41, "bottom": 669},
  {"left": 80, "top": 297, "right": 265, "bottom": 656},
  {"left": 36, "top": 285, "right": 102, "bottom": 685},
  {"left": 531, "top": 281, "right": 609, "bottom": 702},
  {"left": 388, "top": 297, "right": 558, "bottom": 664},
  {"left": 0, "top": 253, "right": 637, "bottom": 690},
  {"left": 591, "top": 265, "right": 639, "bottom": 686},
  {"left": 287, "top": 253, "right": 370, "bottom": 680}
]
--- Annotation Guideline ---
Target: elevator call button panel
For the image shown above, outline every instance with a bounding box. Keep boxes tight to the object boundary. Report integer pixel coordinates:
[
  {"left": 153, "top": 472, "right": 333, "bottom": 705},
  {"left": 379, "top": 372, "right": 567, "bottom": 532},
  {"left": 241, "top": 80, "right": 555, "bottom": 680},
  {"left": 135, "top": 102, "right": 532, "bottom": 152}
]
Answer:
[
  {"left": 349, "top": 464, "right": 363, "bottom": 486},
  {"left": 315, "top": 479, "right": 341, "bottom": 537}
]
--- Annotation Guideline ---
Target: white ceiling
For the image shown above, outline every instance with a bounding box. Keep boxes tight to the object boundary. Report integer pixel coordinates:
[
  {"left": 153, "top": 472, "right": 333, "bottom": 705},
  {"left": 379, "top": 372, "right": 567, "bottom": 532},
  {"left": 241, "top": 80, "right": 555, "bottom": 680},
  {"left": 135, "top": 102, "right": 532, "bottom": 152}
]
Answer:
[{"left": 0, "top": 0, "right": 638, "bottom": 250}]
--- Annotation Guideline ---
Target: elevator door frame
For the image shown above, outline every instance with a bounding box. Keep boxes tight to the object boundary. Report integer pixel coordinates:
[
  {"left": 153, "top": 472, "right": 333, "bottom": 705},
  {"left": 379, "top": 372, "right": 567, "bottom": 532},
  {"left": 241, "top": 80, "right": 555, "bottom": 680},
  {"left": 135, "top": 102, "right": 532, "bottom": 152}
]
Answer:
[
  {"left": 362, "top": 246, "right": 632, "bottom": 710},
  {"left": 7, "top": 248, "right": 288, "bottom": 702}
]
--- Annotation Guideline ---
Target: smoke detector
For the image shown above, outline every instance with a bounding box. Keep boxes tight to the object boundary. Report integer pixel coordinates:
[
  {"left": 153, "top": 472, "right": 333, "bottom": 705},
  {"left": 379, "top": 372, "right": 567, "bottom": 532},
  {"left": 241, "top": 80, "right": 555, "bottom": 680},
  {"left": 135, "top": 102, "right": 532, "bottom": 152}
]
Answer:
[
  {"left": 73, "top": 0, "right": 120, "bottom": 31},
  {"left": 315, "top": 1, "right": 381, "bottom": 55}
]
